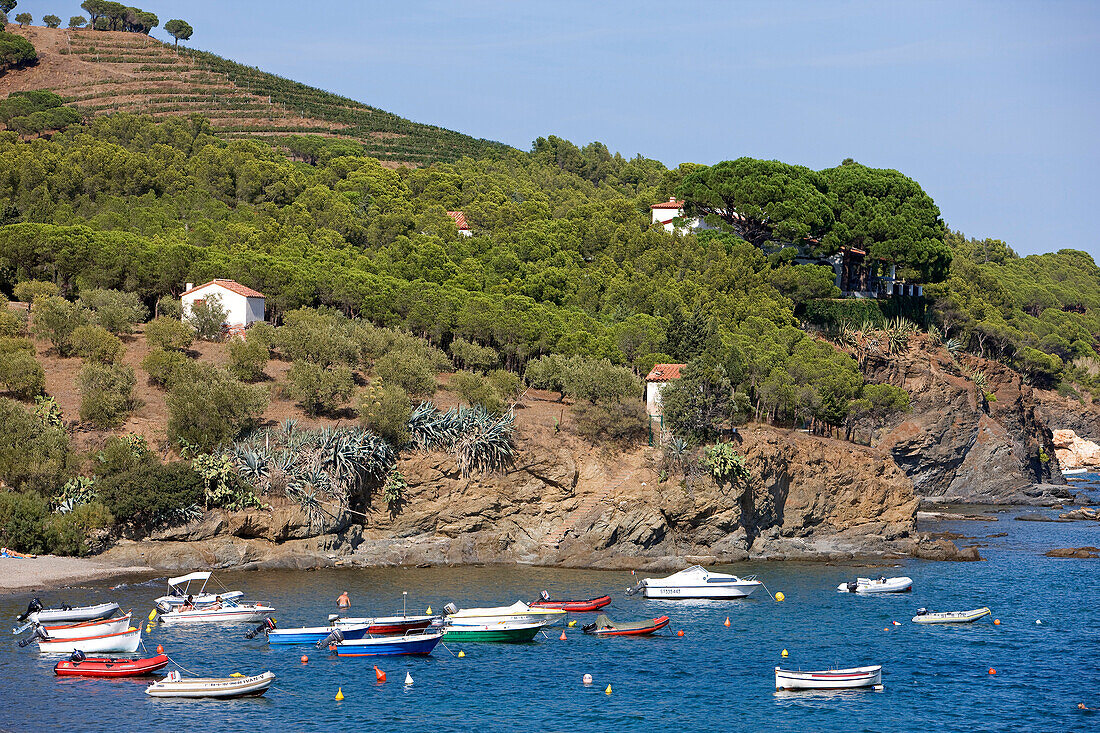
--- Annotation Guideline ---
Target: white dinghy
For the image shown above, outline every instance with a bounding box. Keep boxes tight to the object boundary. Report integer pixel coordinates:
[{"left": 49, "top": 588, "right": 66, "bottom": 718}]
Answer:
[
  {"left": 443, "top": 601, "right": 565, "bottom": 626},
  {"left": 36, "top": 626, "right": 142, "bottom": 654},
  {"left": 775, "top": 665, "right": 882, "bottom": 691},
  {"left": 36, "top": 612, "right": 132, "bottom": 639},
  {"left": 15, "top": 599, "right": 120, "bottom": 626},
  {"left": 154, "top": 572, "right": 244, "bottom": 612},
  {"left": 145, "top": 670, "right": 275, "bottom": 698},
  {"left": 632, "top": 565, "right": 761, "bottom": 599},
  {"left": 837, "top": 576, "right": 912, "bottom": 594},
  {"left": 912, "top": 607, "right": 991, "bottom": 624}
]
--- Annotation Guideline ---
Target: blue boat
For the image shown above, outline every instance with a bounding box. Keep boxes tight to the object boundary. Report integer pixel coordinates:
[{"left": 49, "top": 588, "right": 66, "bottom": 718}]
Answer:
[
  {"left": 334, "top": 631, "right": 444, "bottom": 657},
  {"left": 266, "top": 623, "right": 371, "bottom": 645}
]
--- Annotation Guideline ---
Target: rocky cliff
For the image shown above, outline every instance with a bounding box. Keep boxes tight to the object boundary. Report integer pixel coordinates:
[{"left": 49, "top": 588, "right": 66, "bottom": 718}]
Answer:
[
  {"left": 867, "top": 346, "right": 1068, "bottom": 505},
  {"left": 103, "top": 425, "right": 972, "bottom": 572}
]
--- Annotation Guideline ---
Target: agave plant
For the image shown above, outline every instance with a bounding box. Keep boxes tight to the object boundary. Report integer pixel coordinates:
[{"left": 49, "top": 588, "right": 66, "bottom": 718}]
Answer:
[
  {"left": 456, "top": 411, "right": 517, "bottom": 477},
  {"left": 944, "top": 337, "right": 963, "bottom": 359},
  {"left": 926, "top": 323, "right": 943, "bottom": 347}
]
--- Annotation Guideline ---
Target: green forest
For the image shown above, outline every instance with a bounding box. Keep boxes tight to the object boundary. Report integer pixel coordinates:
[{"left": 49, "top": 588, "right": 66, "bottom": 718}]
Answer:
[{"left": 1, "top": 102, "right": 1098, "bottom": 556}]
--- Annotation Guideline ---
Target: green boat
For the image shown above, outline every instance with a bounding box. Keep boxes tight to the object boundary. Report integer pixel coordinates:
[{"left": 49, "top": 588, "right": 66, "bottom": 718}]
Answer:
[{"left": 442, "top": 621, "right": 545, "bottom": 642}]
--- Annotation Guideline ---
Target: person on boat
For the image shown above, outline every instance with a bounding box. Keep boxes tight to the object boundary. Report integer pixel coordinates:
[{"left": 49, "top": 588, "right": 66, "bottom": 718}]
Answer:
[
  {"left": 210, "top": 595, "right": 223, "bottom": 610},
  {"left": 181, "top": 594, "right": 195, "bottom": 611},
  {"left": 337, "top": 591, "right": 351, "bottom": 613}
]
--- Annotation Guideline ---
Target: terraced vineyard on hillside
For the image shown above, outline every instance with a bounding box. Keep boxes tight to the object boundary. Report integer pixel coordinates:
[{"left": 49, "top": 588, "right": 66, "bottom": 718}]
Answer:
[{"left": 3, "top": 26, "right": 507, "bottom": 166}]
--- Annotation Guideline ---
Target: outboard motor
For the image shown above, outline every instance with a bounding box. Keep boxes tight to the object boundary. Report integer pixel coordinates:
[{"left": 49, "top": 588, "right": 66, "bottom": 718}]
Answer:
[
  {"left": 915, "top": 608, "right": 928, "bottom": 616},
  {"left": 625, "top": 581, "right": 644, "bottom": 596},
  {"left": 245, "top": 617, "right": 276, "bottom": 639},
  {"left": 846, "top": 581, "right": 859, "bottom": 593},
  {"left": 443, "top": 603, "right": 458, "bottom": 615},
  {"left": 18, "top": 625, "right": 48, "bottom": 648},
  {"left": 317, "top": 627, "right": 344, "bottom": 650},
  {"left": 69, "top": 650, "right": 87, "bottom": 664},
  {"left": 17, "top": 598, "right": 43, "bottom": 623},
  {"left": 539, "top": 590, "right": 551, "bottom": 601},
  {"left": 327, "top": 614, "right": 341, "bottom": 625}
]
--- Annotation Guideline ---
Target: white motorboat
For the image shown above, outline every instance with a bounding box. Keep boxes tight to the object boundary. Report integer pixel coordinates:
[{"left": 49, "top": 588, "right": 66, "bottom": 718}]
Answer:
[
  {"left": 775, "top": 665, "right": 882, "bottom": 691},
  {"left": 36, "top": 626, "right": 142, "bottom": 654},
  {"left": 837, "top": 576, "right": 913, "bottom": 594},
  {"left": 154, "top": 572, "right": 244, "bottom": 612},
  {"left": 443, "top": 600, "right": 566, "bottom": 626},
  {"left": 16, "top": 599, "right": 120, "bottom": 625},
  {"left": 912, "top": 607, "right": 991, "bottom": 624},
  {"left": 633, "top": 565, "right": 762, "bottom": 599},
  {"left": 37, "top": 613, "right": 132, "bottom": 639},
  {"left": 158, "top": 600, "right": 274, "bottom": 624},
  {"left": 146, "top": 670, "right": 275, "bottom": 698}
]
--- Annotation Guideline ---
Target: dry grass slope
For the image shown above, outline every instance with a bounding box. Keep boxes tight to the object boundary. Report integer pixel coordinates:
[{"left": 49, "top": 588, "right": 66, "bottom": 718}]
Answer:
[{"left": 3, "top": 26, "right": 508, "bottom": 166}]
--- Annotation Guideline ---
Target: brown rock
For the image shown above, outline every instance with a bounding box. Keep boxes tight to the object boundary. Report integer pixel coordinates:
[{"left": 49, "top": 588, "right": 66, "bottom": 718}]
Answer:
[{"left": 1045, "top": 547, "right": 1100, "bottom": 558}]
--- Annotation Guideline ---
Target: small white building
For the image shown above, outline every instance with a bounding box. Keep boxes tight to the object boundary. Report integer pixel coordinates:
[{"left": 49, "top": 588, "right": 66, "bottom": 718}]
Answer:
[
  {"left": 645, "top": 363, "right": 686, "bottom": 417},
  {"left": 447, "top": 210, "right": 473, "bottom": 237},
  {"left": 650, "top": 198, "right": 715, "bottom": 235},
  {"left": 180, "top": 279, "right": 266, "bottom": 328}
]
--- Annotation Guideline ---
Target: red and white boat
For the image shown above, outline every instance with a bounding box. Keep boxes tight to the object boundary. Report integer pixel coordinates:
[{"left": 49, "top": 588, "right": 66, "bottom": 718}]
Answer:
[
  {"left": 774, "top": 665, "right": 882, "bottom": 691},
  {"left": 54, "top": 653, "right": 169, "bottom": 678},
  {"left": 37, "top": 626, "right": 143, "bottom": 654},
  {"left": 530, "top": 592, "right": 612, "bottom": 612},
  {"left": 40, "top": 612, "right": 132, "bottom": 639}
]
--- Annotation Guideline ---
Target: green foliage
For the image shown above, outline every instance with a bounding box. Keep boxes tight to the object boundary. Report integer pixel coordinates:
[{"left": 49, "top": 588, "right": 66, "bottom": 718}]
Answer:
[
  {"left": 287, "top": 360, "right": 353, "bottom": 416},
  {"left": 449, "top": 337, "right": 498, "bottom": 372},
  {"left": 192, "top": 451, "right": 259, "bottom": 510},
  {"left": 48, "top": 501, "right": 113, "bottom": 556},
  {"left": 275, "top": 308, "right": 358, "bottom": 367},
  {"left": 164, "top": 18, "right": 193, "bottom": 46},
  {"left": 145, "top": 316, "right": 194, "bottom": 351},
  {"left": 186, "top": 292, "right": 227, "bottom": 341},
  {"left": 0, "top": 3, "right": 14, "bottom": 15},
  {"left": 42, "top": 14, "right": 61, "bottom": 28},
  {"left": 53, "top": 475, "right": 98, "bottom": 513},
  {"left": 524, "top": 354, "right": 639, "bottom": 404},
  {"left": 406, "top": 402, "right": 516, "bottom": 476},
  {"left": 382, "top": 469, "right": 406, "bottom": 509},
  {"left": 96, "top": 461, "right": 203, "bottom": 528},
  {"left": 14, "top": 12, "right": 30, "bottom": 25},
  {"left": 92, "top": 434, "right": 154, "bottom": 479},
  {"left": 78, "top": 361, "right": 135, "bottom": 428},
  {"left": 661, "top": 362, "right": 750, "bottom": 445},
  {"left": 0, "top": 308, "right": 24, "bottom": 337},
  {"left": 32, "top": 394, "right": 63, "bottom": 427},
  {"left": 68, "top": 16, "right": 87, "bottom": 28},
  {"left": 768, "top": 264, "right": 840, "bottom": 306},
  {"left": 449, "top": 370, "right": 503, "bottom": 414},
  {"left": 0, "top": 397, "right": 75, "bottom": 493},
  {"left": 167, "top": 363, "right": 268, "bottom": 451},
  {"left": 70, "top": 324, "right": 123, "bottom": 363},
  {"left": 487, "top": 369, "right": 523, "bottom": 404},
  {"left": 0, "top": 490, "right": 51, "bottom": 554},
  {"left": 0, "top": 91, "right": 79, "bottom": 136},
  {"left": 0, "top": 344, "right": 44, "bottom": 398},
  {"left": 13, "top": 279, "right": 59, "bottom": 304},
  {"left": 78, "top": 288, "right": 147, "bottom": 334},
  {"left": 572, "top": 400, "right": 648, "bottom": 445},
  {"left": 702, "top": 442, "right": 751, "bottom": 484},
  {"left": 0, "top": 30, "right": 35, "bottom": 72},
  {"left": 358, "top": 381, "right": 411, "bottom": 446},
  {"left": 80, "top": 1, "right": 157, "bottom": 33},
  {"left": 141, "top": 346, "right": 191, "bottom": 388},
  {"left": 227, "top": 336, "right": 269, "bottom": 381},
  {"left": 30, "top": 296, "right": 93, "bottom": 356},
  {"left": 375, "top": 349, "right": 438, "bottom": 397}
]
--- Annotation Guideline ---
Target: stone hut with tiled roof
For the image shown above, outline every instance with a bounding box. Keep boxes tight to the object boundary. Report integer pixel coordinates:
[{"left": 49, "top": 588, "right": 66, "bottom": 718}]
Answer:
[
  {"left": 645, "top": 363, "right": 687, "bottom": 417},
  {"left": 180, "top": 279, "right": 266, "bottom": 329}
]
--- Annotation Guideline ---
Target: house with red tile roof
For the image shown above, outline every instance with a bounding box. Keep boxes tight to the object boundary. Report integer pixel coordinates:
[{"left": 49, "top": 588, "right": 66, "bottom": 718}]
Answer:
[
  {"left": 447, "top": 210, "right": 473, "bottom": 237},
  {"left": 649, "top": 197, "right": 716, "bottom": 235},
  {"left": 180, "top": 280, "right": 266, "bottom": 328},
  {"left": 645, "top": 363, "right": 687, "bottom": 417}
]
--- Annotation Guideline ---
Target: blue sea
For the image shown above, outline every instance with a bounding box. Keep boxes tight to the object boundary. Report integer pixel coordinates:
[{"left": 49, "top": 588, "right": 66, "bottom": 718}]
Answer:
[{"left": 3, "top": 496, "right": 1100, "bottom": 732}]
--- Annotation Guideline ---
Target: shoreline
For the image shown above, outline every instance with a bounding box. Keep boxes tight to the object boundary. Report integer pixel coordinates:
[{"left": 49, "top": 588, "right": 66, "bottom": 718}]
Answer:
[{"left": 0, "top": 556, "right": 155, "bottom": 596}]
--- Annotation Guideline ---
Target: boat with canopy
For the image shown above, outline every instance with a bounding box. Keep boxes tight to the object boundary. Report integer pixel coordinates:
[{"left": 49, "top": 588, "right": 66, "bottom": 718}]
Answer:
[{"left": 154, "top": 572, "right": 244, "bottom": 612}]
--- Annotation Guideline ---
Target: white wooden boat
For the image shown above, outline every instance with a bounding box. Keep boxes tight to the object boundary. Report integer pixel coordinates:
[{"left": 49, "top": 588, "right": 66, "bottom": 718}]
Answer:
[
  {"left": 1062, "top": 468, "right": 1088, "bottom": 475},
  {"left": 837, "top": 576, "right": 912, "bottom": 594},
  {"left": 16, "top": 599, "right": 120, "bottom": 625},
  {"left": 912, "top": 607, "right": 991, "bottom": 624},
  {"left": 145, "top": 670, "right": 275, "bottom": 698},
  {"left": 37, "top": 626, "right": 142, "bottom": 654},
  {"left": 443, "top": 601, "right": 566, "bottom": 626},
  {"left": 39, "top": 613, "right": 132, "bottom": 639},
  {"left": 154, "top": 572, "right": 244, "bottom": 612},
  {"left": 158, "top": 602, "right": 274, "bottom": 624},
  {"left": 633, "top": 565, "right": 761, "bottom": 599},
  {"left": 775, "top": 665, "right": 882, "bottom": 690}
]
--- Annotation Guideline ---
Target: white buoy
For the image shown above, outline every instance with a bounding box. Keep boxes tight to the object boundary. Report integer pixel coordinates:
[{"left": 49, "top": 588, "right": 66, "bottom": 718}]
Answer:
[
  {"left": 583, "top": 673, "right": 593, "bottom": 686},
  {"left": 404, "top": 672, "right": 414, "bottom": 685},
  {"left": 1036, "top": 619, "right": 1042, "bottom": 625}
]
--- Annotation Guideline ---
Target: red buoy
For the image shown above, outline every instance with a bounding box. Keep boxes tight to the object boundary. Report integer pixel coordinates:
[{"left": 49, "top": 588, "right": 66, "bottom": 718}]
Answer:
[{"left": 374, "top": 665, "right": 387, "bottom": 683}]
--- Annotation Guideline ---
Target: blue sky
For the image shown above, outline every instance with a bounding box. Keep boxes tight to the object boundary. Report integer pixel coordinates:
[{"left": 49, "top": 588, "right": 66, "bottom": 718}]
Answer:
[{"left": 22, "top": 1, "right": 1100, "bottom": 258}]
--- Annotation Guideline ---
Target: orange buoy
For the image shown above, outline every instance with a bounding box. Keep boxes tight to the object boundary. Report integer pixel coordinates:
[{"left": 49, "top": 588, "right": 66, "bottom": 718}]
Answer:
[
  {"left": 994, "top": 619, "right": 1001, "bottom": 625},
  {"left": 156, "top": 644, "right": 164, "bottom": 654},
  {"left": 724, "top": 617, "right": 731, "bottom": 627},
  {"left": 988, "top": 668, "right": 996, "bottom": 675},
  {"left": 374, "top": 665, "right": 387, "bottom": 683},
  {"left": 300, "top": 655, "right": 309, "bottom": 663},
  {"left": 677, "top": 630, "right": 684, "bottom": 637},
  {"left": 559, "top": 630, "right": 567, "bottom": 641}
]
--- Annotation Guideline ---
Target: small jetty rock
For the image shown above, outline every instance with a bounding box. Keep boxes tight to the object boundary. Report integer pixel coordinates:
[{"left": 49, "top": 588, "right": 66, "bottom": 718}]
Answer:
[
  {"left": 1057, "top": 507, "right": 1100, "bottom": 521},
  {"left": 917, "top": 510, "right": 999, "bottom": 522},
  {"left": 911, "top": 538, "right": 982, "bottom": 561},
  {"left": 1051, "top": 429, "right": 1100, "bottom": 469},
  {"left": 1045, "top": 547, "right": 1100, "bottom": 559}
]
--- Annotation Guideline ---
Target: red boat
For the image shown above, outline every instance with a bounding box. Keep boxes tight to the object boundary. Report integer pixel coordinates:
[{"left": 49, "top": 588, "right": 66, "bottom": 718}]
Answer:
[
  {"left": 529, "top": 594, "right": 612, "bottom": 612},
  {"left": 54, "top": 653, "right": 170, "bottom": 678},
  {"left": 335, "top": 615, "right": 435, "bottom": 635},
  {"left": 582, "top": 615, "right": 670, "bottom": 636}
]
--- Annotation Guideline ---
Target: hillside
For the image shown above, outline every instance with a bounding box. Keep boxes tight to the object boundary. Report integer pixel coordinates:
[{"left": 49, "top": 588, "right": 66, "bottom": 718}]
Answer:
[{"left": 2, "top": 26, "right": 508, "bottom": 166}]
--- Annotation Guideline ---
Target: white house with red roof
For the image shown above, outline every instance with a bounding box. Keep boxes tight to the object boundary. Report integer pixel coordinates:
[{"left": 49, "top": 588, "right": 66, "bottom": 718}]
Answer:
[
  {"left": 650, "top": 197, "right": 715, "bottom": 235},
  {"left": 447, "top": 210, "right": 473, "bottom": 237},
  {"left": 180, "top": 280, "right": 266, "bottom": 328},
  {"left": 645, "top": 363, "right": 687, "bottom": 417}
]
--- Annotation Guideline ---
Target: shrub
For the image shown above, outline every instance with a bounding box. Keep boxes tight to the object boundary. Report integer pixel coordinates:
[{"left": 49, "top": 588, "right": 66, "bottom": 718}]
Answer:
[
  {"left": 449, "top": 370, "right": 503, "bottom": 414},
  {"left": 97, "top": 462, "right": 203, "bottom": 529},
  {"left": 247, "top": 322, "right": 277, "bottom": 350},
  {"left": 702, "top": 441, "right": 751, "bottom": 484},
  {"left": 228, "top": 336, "right": 269, "bottom": 381},
  {"left": 145, "top": 316, "right": 194, "bottom": 351},
  {"left": 141, "top": 346, "right": 192, "bottom": 388},
  {"left": 287, "top": 360, "right": 354, "bottom": 416},
  {"left": 155, "top": 296, "right": 182, "bottom": 320},
  {"left": 573, "top": 400, "right": 648, "bottom": 444},
  {"left": 186, "top": 294, "right": 228, "bottom": 341},
  {"left": 43, "top": 15, "right": 61, "bottom": 28},
  {"left": 78, "top": 362, "right": 136, "bottom": 428},
  {"left": 525, "top": 354, "right": 640, "bottom": 404},
  {"left": 32, "top": 395, "right": 63, "bottom": 428},
  {"left": 487, "top": 369, "right": 523, "bottom": 404},
  {"left": 0, "top": 397, "right": 75, "bottom": 493},
  {"left": 167, "top": 364, "right": 268, "bottom": 451},
  {"left": 30, "top": 296, "right": 93, "bottom": 356},
  {"left": 276, "top": 308, "right": 359, "bottom": 366},
  {"left": 13, "top": 280, "right": 59, "bottom": 304},
  {"left": 49, "top": 502, "right": 114, "bottom": 556},
  {"left": 77, "top": 288, "right": 148, "bottom": 335},
  {"left": 69, "top": 16, "right": 87, "bottom": 28},
  {"left": 449, "top": 337, "right": 498, "bottom": 372},
  {"left": 0, "top": 491, "right": 51, "bottom": 554},
  {"left": 93, "top": 435, "right": 155, "bottom": 480},
  {"left": 70, "top": 324, "right": 123, "bottom": 363},
  {"left": 358, "top": 381, "right": 411, "bottom": 446},
  {"left": 0, "top": 348, "right": 44, "bottom": 398},
  {"left": 0, "top": 308, "right": 24, "bottom": 337},
  {"left": 375, "top": 349, "right": 438, "bottom": 397}
]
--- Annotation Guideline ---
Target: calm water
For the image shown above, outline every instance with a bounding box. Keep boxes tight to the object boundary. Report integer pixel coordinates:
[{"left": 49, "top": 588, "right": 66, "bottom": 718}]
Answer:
[{"left": 3, "top": 496, "right": 1100, "bottom": 732}]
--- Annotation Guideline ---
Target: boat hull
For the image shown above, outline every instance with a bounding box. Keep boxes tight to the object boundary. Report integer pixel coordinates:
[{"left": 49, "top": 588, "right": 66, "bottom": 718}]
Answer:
[
  {"left": 642, "top": 584, "right": 759, "bottom": 599},
  {"left": 267, "top": 624, "right": 371, "bottom": 645},
  {"left": 584, "top": 616, "right": 670, "bottom": 636},
  {"left": 530, "top": 596, "right": 612, "bottom": 612},
  {"left": 38, "top": 627, "right": 142, "bottom": 654},
  {"left": 54, "top": 654, "right": 169, "bottom": 678},
  {"left": 334, "top": 631, "right": 443, "bottom": 657},
  {"left": 442, "top": 623, "right": 543, "bottom": 642},
  {"left": 159, "top": 605, "right": 274, "bottom": 624},
  {"left": 28, "top": 602, "right": 121, "bottom": 625},
  {"left": 146, "top": 671, "right": 274, "bottom": 698},
  {"left": 775, "top": 665, "right": 882, "bottom": 691},
  {"left": 911, "top": 607, "right": 991, "bottom": 624},
  {"left": 41, "top": 613, "right": 131, "bottom": 639},
  {"left": 334, "top": 615, "right": 435, "bottom": 635},
  {"left": 838, "top": 577, "right": 913, "bottom": 594}
]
